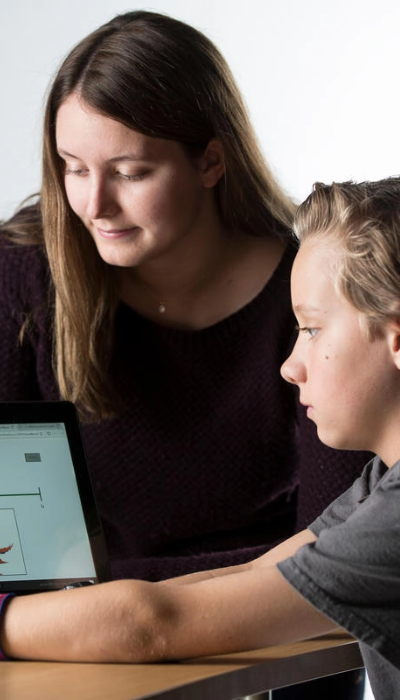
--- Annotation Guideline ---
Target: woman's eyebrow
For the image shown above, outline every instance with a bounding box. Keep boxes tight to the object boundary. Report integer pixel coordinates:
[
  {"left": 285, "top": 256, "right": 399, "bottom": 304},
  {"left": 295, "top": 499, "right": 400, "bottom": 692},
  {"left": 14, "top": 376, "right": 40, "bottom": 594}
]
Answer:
[{"left": 57, "top": 149, "right": 148, "bottom": 162}]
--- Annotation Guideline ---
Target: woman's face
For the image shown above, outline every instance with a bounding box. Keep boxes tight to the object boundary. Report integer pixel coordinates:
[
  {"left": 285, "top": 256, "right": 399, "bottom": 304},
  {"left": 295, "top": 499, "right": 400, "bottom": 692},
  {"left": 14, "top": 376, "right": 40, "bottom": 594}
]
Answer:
[{"left": 55, "top": 93, "right": 224, "bottom": 269}]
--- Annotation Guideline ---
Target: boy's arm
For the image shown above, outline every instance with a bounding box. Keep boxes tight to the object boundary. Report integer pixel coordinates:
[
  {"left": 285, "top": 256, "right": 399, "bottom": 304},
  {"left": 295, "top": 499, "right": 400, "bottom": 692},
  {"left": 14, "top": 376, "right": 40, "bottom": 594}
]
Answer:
[
  {"left": 1, "top": 529, "right": 335, "bottom": 663},
  {"left": 161, "top": 529, "right": 317, "bottom": 585}
]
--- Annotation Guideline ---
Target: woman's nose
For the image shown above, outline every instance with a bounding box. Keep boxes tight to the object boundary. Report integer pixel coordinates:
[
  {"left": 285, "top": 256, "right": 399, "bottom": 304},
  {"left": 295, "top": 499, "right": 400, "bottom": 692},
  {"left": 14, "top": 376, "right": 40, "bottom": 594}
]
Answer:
[{"left": 86, "top": 177, "right": 117, "bottom": 220}]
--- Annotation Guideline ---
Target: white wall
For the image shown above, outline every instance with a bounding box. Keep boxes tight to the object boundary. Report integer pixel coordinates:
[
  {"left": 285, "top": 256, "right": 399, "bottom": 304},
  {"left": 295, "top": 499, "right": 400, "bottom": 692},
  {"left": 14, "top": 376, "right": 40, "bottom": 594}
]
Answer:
[{"left": 1, "top": 0, "right": 400, "bottom": 221}]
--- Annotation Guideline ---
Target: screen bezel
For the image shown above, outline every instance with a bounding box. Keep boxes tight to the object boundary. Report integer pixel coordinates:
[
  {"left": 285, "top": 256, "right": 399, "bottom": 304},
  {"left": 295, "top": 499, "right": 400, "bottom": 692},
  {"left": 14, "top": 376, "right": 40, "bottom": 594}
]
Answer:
[{"left": 0, "top": 401, "right": 110, "bottom": 594}]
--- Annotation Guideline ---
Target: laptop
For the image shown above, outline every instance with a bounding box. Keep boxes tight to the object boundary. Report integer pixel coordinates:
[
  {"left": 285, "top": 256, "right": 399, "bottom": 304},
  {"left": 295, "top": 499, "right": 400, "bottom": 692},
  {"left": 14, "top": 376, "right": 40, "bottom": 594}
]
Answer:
[{"left": 0, "top": 401, "right": 110, "bottom": 594}]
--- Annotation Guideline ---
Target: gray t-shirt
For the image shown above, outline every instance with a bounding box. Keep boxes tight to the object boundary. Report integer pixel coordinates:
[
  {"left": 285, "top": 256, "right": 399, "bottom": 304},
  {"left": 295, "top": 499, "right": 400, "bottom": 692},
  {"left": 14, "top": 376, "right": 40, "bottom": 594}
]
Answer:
[{"left": 278, "top": 456, "right": 400, "bottom": 700}]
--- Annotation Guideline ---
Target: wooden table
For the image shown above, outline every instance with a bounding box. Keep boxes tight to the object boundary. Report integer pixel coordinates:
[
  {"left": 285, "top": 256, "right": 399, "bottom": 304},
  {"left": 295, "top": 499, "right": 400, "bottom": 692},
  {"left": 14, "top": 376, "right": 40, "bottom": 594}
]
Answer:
[{"left": 0, "top": 632, "right": 363, "bottom": 700}]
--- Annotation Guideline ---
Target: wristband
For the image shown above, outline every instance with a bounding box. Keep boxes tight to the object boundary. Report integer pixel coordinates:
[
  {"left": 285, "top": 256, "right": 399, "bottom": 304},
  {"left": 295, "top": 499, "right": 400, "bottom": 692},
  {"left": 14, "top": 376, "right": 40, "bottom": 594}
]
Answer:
[{"left": 0, "top": 593, "right": 15, "bottom": 661}]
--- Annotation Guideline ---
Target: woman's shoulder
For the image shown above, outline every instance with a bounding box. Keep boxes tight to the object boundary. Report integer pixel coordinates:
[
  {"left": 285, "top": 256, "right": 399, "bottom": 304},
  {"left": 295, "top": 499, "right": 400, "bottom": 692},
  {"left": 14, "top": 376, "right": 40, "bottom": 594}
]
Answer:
[
  {"left": 0, "top": 234, "right": 49, "bottom": 308},
  {"left": 0, "top": 200, "right": 48, "bottom": 299}
]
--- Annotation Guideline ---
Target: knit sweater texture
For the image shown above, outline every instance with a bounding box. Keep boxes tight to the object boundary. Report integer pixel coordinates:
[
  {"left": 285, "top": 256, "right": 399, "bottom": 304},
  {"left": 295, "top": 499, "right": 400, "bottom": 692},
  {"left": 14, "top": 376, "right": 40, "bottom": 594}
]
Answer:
[{"left": 0, "top": 237, "right": 369, "bottom": 581}]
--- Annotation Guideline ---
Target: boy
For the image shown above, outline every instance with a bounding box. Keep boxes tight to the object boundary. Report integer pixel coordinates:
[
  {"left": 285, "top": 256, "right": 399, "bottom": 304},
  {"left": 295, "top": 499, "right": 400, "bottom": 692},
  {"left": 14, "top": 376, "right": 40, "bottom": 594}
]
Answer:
[
  {"left": 1, "top": 178, "right": 399, "bottom": 699},
  {"left": 278, "top": 178, "right": 400, "bottom": 698}
]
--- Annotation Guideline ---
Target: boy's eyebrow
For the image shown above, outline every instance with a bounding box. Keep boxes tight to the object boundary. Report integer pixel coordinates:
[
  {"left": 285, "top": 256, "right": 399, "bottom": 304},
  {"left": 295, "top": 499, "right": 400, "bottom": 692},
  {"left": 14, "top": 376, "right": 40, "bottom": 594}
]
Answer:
[{"left": 293, "top": 303, "right": 321, "bottom": 314}]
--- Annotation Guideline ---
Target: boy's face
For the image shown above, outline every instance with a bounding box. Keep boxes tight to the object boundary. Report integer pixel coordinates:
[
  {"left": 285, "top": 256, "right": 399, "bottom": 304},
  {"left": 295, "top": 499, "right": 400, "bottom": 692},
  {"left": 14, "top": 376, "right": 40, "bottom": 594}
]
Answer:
[{"left": 281, "top": 237, "right": 400, "bottom": 463}]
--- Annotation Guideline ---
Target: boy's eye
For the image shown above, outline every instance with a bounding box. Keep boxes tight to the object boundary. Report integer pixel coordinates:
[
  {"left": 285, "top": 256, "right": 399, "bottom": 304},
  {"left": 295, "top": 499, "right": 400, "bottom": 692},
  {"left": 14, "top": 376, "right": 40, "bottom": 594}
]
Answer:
[{"left": 296, "top": 326, "right": 319, "bottom": 339}]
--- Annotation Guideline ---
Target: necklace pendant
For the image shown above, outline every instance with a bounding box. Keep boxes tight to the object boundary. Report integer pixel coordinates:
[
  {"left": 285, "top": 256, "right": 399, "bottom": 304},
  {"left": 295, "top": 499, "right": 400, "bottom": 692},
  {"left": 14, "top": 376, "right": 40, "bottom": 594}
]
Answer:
[{"left": 159, "top": 302, "right": 166, "bottom": 314}]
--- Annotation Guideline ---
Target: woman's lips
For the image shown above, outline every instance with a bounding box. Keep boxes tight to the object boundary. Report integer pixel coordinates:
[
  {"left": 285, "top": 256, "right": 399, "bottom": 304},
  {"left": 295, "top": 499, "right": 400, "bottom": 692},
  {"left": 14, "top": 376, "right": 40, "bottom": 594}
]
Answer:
[{"left": 96, "top": 226, "right": 139, "bottom": 239}]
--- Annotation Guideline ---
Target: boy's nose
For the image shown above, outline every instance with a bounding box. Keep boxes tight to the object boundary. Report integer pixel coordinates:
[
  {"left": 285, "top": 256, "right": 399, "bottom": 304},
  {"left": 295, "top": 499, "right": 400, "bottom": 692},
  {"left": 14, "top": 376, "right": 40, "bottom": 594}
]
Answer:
[{"left": 280, "top": 352, "right": 304, "bottom": 386}]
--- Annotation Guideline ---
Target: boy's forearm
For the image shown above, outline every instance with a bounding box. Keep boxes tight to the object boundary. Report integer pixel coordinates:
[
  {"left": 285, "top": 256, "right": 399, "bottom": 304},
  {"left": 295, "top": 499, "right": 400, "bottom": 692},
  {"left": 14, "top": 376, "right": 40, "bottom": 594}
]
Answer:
[
  {"left": 0, "top": 580, "right": 168, "bottom": 663},
  {"left": 0, "top": 531, "right": 328, "bottom": 663},
  {"left": 251, "top": 529, "right": 317, "bottom": 568},
  {"left": 161, "top": 529, "right": 316, "bottom": 587},
  {"left": 160, "top": 562, "right": 249, "bottom": 587}
]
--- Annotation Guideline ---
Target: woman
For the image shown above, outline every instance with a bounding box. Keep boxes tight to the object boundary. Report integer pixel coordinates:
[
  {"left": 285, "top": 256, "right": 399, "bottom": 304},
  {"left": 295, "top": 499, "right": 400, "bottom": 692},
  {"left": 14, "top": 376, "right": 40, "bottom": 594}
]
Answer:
[{"left": 0, "top": 11, "right": 366, "bottom": 697}]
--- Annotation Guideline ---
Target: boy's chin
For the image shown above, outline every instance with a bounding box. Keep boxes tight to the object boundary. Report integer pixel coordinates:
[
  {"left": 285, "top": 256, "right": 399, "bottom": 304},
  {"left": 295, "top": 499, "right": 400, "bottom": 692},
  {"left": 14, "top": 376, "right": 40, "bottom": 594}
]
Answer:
[{"left": 316, "top": 428, "right": 358, "bottom": 453}]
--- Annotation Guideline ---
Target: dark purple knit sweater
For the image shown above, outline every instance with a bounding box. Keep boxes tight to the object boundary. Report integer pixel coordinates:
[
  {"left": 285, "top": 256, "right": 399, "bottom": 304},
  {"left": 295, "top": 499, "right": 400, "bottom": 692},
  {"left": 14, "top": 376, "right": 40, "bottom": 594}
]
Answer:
[{"left": 0, "top": 238, "right": 369, "bottom": 581}]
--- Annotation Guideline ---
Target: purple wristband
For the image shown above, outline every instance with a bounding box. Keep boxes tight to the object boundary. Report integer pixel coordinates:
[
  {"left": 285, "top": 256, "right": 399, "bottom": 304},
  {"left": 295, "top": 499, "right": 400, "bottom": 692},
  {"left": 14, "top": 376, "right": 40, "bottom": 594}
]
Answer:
[{"left": 0, "top": 593, "right": 15, "bottom": 660}]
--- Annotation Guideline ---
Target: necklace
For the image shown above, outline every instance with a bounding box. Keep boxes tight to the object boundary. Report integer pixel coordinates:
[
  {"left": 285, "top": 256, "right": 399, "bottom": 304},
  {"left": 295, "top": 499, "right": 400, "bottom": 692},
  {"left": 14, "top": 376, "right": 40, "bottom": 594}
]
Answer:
[{"left": 158, "top": 301, "right": 167, "bottom": 314}]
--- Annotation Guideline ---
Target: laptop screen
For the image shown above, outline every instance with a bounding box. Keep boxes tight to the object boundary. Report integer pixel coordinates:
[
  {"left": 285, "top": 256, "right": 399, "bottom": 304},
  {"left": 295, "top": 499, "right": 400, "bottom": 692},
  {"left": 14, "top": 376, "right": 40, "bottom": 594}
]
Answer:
[{"left": 0, "top": 403, "right": 110, "bottom": 594}]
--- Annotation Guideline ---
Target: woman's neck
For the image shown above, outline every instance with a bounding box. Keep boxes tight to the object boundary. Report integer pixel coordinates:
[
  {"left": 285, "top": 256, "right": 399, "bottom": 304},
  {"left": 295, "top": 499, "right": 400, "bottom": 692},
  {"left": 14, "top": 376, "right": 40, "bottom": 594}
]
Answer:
[{"left": 119, "top": 233, "right": 286, "bottom": 330}]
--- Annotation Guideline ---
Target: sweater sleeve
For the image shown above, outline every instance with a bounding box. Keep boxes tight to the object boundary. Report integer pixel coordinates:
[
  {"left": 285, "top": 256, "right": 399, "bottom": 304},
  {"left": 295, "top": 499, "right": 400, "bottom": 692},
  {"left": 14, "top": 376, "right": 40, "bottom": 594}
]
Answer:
[{"left": 0, "top": 239, "right": 55, "bottom": 401}]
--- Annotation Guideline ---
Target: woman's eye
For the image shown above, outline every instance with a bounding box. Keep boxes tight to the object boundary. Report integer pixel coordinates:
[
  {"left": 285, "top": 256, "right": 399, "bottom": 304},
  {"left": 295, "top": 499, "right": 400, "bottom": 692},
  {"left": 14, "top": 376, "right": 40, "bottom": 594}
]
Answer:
[
  {"left": 117, "top": 170, "right": 149, "bottom": 181},
  {"left": 64, "top": 167, "right": 88, "bottom": 177},
  {"left": 296, "top": 326, "right": 319, "bottom": 339}
]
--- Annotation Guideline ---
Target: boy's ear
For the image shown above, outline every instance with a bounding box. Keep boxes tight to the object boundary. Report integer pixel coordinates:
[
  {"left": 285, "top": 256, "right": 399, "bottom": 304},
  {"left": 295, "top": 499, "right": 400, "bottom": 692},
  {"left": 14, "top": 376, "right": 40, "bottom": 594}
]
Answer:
[
  {"left": 200, "top": 138, "right": 226, "bottom": 188},
  {"left": 389, "top": 320, "right": 400, "bottom": 369}
]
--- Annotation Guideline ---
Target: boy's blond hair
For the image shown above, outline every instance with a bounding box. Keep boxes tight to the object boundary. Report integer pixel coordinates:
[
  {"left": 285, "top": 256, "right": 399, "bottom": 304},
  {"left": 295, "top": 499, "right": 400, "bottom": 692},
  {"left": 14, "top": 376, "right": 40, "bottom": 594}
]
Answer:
[{"left": 294, "top": 178, "right": 400, "bottom": 337}]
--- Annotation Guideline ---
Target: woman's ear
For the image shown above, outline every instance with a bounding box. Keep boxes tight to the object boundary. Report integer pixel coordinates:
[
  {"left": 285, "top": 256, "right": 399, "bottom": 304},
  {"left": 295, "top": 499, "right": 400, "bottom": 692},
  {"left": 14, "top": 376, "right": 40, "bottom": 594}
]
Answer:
[{"left": 200, "top": 138, "right": 225, "bottom": 188}]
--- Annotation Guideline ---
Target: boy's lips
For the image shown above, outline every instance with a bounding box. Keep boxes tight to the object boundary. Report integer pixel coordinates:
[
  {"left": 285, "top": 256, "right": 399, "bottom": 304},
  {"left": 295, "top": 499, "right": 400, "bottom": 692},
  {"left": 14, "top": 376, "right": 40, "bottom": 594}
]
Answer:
[
  {"left": 300, "top": 401, "right": 314, "bottom": 419},
  {"left": 302, "top": 404, "right": 315, "bottom": 420}
]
